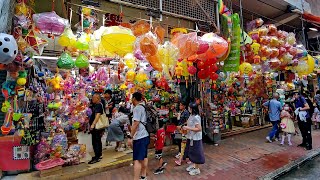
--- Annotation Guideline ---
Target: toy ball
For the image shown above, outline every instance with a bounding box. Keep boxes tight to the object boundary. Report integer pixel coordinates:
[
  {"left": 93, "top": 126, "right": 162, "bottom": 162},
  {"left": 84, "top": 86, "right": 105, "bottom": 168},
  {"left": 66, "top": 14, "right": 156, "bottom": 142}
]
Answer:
[
  {"left": 0, "top": 33, "right": 18, "bottom": 65},
  {"left": 17, "top": 77, "right": 27, "bottom": 86},
  {"left": 239, "top": 62, "right": 253, "bottom": 74}
]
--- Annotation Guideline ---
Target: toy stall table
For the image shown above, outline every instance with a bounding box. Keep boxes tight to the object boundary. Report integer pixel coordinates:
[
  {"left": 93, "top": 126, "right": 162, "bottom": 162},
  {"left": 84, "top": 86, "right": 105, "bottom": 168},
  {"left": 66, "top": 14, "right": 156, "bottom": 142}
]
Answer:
[{"left": 0, "top": 135, "right": 31, "bottom": 174}]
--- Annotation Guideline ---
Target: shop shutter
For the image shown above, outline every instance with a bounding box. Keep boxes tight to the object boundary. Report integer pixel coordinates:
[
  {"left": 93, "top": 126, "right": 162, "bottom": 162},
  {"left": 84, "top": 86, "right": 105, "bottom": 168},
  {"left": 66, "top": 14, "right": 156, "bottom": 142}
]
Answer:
[
  {"left": 119, "top": 0, "right": 215, "bottom": 22},
  {"left": 0, "top": 70, "right": 6, "bottom": 134}
]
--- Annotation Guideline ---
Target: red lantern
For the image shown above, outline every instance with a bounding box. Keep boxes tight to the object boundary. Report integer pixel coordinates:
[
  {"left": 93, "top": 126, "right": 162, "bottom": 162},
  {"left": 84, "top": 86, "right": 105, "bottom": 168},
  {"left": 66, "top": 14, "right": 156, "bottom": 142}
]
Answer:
[
  {"left": 197, "top": 61, "right": 205, "bottom": 69},
  {"left": 197, "top": 41, "right": 209, "bottom": 54},
  {"left": 188, "top": 65, "right": 197, "bottom": 75},
  {"left": 209, "top": 64, "right": 218, "bottom": 72},
  {"left": 210, "top": 72, "right": 219, "bottom": 81},
  {"left": 206, "top": 57, "right": 217, "bottom": 66},
  {"left": 197, "top": 69, "right": 208, "bottom": 79}
]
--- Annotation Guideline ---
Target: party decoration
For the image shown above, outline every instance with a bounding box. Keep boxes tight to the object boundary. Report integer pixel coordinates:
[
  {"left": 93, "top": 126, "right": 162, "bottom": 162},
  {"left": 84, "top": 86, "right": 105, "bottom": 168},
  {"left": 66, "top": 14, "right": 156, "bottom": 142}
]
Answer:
[
  {"left": 57, "top": 52, "right": 75, "bottom": 69},
  {"left": 171, "top": 32, "right": 198, "bottom": 59},
  {"left": 33, "top": 11, "right": 69, "bottom": 36},
  {"left": 0, "top": 33, "right": 18, "bottom": 64},
  {"left": 75, "top": 54, "right": 89, "bottom": 69},
  {"left": 126, "top": 70, "right": 136, "bottom": 82},
  {"left": 201, "top": 33, "right": 229, "bottom": 58},
  {"left": 157, "top": 41, "right": 179, "bottom": 78},
  {"left": 75, "top": 33, "right": 90, "bottom": 51},
  {"left": 17, "top": 70, "right": 27, "bottom": 86},
  {"left": 58, "top": 28, "right": 77, "bottom": 47},
  {"left": 154, "top": 26, "right": 165, "bottom": 43},
  {"left": 124, "top": 53, "right": 136, "bottom": 69},
  {"left": 239, "top": 62, "right": 253, "bottom": 74},
  {"left": 24, "top": 29, "right": 48, "bottom": 55},
  {"left": 101, "top": 26, "right": 136, "bottom": 57},
  {"left": 131, "top": 20, "right": 150, "bottom": 37}
]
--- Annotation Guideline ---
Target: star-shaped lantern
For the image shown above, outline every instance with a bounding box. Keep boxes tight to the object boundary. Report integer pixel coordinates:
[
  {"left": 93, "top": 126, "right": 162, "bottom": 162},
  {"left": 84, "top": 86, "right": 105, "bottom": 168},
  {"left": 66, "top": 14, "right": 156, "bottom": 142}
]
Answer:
[{"left": 24, "top": 29, "right": 47, "bottom": 55}]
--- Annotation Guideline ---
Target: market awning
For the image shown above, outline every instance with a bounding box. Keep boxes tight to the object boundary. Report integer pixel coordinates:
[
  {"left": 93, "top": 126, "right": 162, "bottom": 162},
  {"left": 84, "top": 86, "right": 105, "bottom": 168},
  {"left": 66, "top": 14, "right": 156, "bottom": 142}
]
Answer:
[{"left": 303, "top": 12, "right": 320, "bottom": 25}]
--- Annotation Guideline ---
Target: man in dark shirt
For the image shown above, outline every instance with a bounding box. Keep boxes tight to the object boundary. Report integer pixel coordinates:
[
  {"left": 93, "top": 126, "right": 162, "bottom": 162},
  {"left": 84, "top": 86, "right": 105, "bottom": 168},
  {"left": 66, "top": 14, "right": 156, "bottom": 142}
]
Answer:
[
  {"left": 89, "top": 93, "right": 104, "bottom": 164},
  {"left": 103, "top": 89, "right": 115, "bottom": 118}
]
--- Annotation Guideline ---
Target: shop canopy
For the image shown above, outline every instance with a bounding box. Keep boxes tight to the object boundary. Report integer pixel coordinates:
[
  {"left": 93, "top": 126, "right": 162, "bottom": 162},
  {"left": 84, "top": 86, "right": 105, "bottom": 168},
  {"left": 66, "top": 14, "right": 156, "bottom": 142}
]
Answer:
[{"left": 303, "top": 13, "right": 320, "bottom": 25}]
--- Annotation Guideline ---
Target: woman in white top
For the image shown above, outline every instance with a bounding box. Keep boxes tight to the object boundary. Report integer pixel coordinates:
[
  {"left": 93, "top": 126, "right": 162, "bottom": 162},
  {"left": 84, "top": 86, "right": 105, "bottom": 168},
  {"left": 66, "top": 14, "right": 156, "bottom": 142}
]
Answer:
[{"left": 182, "top": 102, "right": 205, "bottom": 176}]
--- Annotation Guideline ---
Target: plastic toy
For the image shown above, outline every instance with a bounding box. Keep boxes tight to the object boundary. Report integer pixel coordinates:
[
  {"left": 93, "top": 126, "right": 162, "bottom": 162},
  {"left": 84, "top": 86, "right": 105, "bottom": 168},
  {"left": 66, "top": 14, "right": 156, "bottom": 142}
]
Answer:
[
  {"left": 0, "top": 33, "right": 19, "bottom": 64},
  {"left": 32, "top": 11, "right": 68, "bottom": 36}
]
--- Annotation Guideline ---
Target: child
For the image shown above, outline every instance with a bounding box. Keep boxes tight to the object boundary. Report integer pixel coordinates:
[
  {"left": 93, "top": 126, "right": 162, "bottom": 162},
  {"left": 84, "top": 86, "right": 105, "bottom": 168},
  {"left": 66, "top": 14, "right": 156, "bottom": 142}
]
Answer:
[
  {"left": 280, "top": 103, "right": 295, "bottom": 146},
  {"left": 154, "top": 120, "right": 167, "bottom": 175},
  {"left": 174, "top": 124, "right": 191, "bottom": 166},
  {"left": 312, "top": 106, "right": 320, "bottom": 129}
]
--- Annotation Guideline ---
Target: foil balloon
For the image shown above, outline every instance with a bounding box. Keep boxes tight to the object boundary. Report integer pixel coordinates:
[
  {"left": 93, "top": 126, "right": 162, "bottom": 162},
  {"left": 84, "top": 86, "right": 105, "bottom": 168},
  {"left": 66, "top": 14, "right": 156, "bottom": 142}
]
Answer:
[
  {"left": 58, "top": 28, "right": 76, "bottom": 47},
  {"left": 171, "top": 32, "right": 199, "bottom": 59},
  {"left": 101, "top": 26, "right": 136, "bottom": 57},
  {"left": 201, "top": 33, "right": 229, "bottom": 58},
  {"left": 75, "top": 33, "right": 90, "bottom": 51},
  {"left": 57, "top": 52, "right": 75, "bottom": 69},
  {"left": 75, "top": 54, "right": 89, "bottom": 68},
  {"left": 239, "top": 62, "right": 253, "bottom": 74},
  {"left": 131, "top": 20, "right": 151, "bottom": 37},
  {"left": 294, "top": 61, "right": 309, "bottom": 76},
  {"left": 0, "top": 33, "right": 18, "bottom": 64}
]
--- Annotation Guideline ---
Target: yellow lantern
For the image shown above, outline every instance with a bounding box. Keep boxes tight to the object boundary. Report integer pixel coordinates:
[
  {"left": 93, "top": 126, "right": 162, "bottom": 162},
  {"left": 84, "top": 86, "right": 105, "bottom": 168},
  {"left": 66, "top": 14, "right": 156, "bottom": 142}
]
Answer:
[
  {"left": 239, "top": 62, "right": 253, "bottom": 74},
  {"left": 124, "top": 53, "right": 136, "bottom": 69},
  {"left": 126, "top": 70, "right": 136, "bottom": 82}
]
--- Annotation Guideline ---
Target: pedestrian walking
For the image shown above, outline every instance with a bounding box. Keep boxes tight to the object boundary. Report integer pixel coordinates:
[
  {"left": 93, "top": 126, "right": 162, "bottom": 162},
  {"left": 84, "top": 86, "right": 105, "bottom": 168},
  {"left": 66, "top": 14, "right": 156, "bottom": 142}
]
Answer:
[
  {"left": 183, "top": 103, "right": 205, "bottom": 176},
  {"left": 127, "top": 92, "right": 149, "bottom": 180},
  {"left": 263, "top": 93, "right": 282, "bottom": 142},
  {"left": 153, "top": 120, "right": 167, "bottom": 175},
  {"left": 293, "top": 92, "right": 312, "bottom": 150}
]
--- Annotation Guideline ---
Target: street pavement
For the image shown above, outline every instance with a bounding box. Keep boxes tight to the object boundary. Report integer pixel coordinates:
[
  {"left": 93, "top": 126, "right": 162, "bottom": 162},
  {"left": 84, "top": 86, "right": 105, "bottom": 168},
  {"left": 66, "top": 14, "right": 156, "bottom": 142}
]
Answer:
[{"left": 77, "top": 128, "right": 320, "bottom": 180}]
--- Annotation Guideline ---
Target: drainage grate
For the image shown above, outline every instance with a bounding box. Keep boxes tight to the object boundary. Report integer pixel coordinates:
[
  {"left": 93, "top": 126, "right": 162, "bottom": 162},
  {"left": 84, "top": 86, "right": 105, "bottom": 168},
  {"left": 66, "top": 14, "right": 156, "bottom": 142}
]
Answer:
[{"left": 119, "top": 0, "right": 215, "bottom": 22}]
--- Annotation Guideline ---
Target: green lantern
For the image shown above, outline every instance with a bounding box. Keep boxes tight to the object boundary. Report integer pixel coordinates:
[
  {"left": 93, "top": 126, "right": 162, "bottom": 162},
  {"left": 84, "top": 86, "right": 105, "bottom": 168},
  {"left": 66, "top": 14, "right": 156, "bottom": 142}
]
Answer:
[
  {"left": 57, "top": 52, "right": 75, "bottom": 69},
  {"left": 75, "top": 54, "right": 89, "bottom": 68}
]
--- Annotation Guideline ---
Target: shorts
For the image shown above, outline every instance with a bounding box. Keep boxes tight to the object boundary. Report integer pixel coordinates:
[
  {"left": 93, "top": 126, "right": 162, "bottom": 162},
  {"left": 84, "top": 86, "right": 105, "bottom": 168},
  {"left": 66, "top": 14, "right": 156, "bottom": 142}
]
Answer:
[
  {"left": 155, "top": 150, "right": 163, "bottom": 160},
  {"left": 133, "top": 136, "right": 150, "bottom": 161}
]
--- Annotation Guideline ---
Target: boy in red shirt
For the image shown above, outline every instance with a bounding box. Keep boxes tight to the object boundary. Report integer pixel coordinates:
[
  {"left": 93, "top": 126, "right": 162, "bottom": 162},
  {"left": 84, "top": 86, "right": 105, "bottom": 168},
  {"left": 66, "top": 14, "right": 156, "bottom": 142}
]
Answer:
[{"left": 154, "top": 121, "right": 167, "bottom": 175}]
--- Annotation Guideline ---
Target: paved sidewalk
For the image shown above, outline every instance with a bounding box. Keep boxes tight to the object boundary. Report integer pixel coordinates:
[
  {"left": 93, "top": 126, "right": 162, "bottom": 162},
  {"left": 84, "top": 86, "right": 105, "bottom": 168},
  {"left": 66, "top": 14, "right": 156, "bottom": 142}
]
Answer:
[{"left": 77, "top": 128, "right": 320, "bottom": 180}]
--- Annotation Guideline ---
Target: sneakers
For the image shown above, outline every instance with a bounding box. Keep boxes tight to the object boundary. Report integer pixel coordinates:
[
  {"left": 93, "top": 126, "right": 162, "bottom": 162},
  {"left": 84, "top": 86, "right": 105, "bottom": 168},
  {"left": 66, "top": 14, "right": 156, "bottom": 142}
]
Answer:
[
  {"left": 175, "top": 153, "right": 181, "bottom": 159},
  {"left": 154, "top": 168, "right": 164, "bottom": 175},
  {"left": 186, "top": 165, "right": 195, "bottom": 172},
  {"left": 175, "top": 160, "right": 182, "bottom": 166},
  {"left": 88, "top": 158, "right": 100, "bottom": 164},
  {"left": 189, "top": 168, "right": 201, "bottom": 176},
  {"left": 139, "top": 176, "right": 147, "bottom": 180},
  {"left": 266, "top": 136, "right": 272, "bottom": 143},
  {"left": 161, "top": 162, "right": 168, "bottom": 169},
  {"left": 288, "top": 142, "right": 293, "bottom": 146}
]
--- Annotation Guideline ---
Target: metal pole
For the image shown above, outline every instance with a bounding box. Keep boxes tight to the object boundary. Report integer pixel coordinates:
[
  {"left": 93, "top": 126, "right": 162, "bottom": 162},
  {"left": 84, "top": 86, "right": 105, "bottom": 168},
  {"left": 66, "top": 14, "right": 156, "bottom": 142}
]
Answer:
[
  {"left": 215, "top": 0, "right": 220, "bottom": 33},
  {"left": 159, "top": 0, "right": 163, "bottom": 21}
]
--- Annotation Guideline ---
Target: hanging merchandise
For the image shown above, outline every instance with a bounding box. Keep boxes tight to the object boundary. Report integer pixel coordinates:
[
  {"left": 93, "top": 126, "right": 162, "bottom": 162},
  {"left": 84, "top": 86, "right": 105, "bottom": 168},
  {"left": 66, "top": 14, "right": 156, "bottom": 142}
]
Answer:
[
  {"left": 32, "top": 11, "right": 69, "bottom": 36},
  {"left": 157, "top": 42, "right": 179, "bottom": 78},
  {"left": 0, "top": 33, "right": 19, "bottom": 65},
  {"left": 58, "top": 28, "right": 77, "bottom": 47},
  {"left": 131, "top": 20, "right": 151, "bottom": 37},
  {"left": 57, "top": 52, "right": 75, "bottom": 69},
  {"left": 171, "top": 32, "right": 199, "bottom": 59},
  {"left": 75, "top": 54, "right": 89, "bottom": 69},
  {"left": 75, "top": 33, "right": 90, "bottom": 51}
]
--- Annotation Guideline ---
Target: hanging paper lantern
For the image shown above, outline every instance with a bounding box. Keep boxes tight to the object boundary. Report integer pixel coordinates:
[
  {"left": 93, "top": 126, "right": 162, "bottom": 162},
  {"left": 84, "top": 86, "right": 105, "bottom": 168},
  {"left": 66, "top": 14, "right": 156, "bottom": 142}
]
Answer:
[
  {"left": 188, "top": 65, "right": 197, "bottom": 75},
  {"left": 201, "top": 33, "right": 229, "bottom": 58},
  {"left": 57, "top": 52, "right": 75, "bottom": 69},
  {"left": 101, "top": 26, "right": 136, "bottom": 57},
  {"left": 171, "top": 32, "right": 199, "bottom": 59},
  {"left": 239, "top": 62, "right": 253, "bottom": 74},
  {"left": 131, "top": 20, "right": 151, "bottom": 37},
  {"left": 197, "top": 61, "right": 205, "bottom": 69},
  {"left": 146, "top": 55, "right": 163, "bottom": 72},
  {"left": 210, "top": 72, "right": 219, "bottom": 81},
  {"left": 75, "top": 33, "right": 90, "bottom": 51},
  {"left": 198, "top": 69, "right": 209, "bottom": 80},
  {"left": 154, "top": 26, "right": 165, "bottom": 43},
  {"left": 75, "top": 54, "right": 89, "bottom": 68},
  {"left": 126, "top": 70, "right": 136, "bottom": 82},
  {"left": 124, "top": 53, "right": 136, "bottom": 69}
]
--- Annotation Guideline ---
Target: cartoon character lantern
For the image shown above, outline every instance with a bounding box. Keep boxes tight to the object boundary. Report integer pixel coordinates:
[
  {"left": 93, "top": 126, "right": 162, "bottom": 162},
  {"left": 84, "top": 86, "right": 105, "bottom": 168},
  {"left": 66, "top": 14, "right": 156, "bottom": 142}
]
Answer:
[{"left": 0, "top": 33, "right": 18, "bottom": 64}]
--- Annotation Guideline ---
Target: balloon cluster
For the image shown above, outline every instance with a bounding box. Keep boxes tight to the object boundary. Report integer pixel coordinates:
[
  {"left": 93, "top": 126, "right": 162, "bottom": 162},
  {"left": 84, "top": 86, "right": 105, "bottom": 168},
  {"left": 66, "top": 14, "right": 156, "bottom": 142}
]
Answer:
[{"left": 242, "top": 20, "right": 314, "bottom": 75}]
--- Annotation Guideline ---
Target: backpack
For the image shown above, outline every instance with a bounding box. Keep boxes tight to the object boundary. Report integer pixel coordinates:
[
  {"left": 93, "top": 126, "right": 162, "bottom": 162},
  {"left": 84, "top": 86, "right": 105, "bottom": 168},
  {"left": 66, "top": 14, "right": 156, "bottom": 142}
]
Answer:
[{"left": 140, "top": 104, "right": 159, "bottom": 134}]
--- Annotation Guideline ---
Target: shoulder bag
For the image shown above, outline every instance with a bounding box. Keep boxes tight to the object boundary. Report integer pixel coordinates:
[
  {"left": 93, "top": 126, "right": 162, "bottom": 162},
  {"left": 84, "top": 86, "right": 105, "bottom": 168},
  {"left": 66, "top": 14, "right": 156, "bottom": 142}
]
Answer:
[{"left": 95, "top": 103, "right": 109, "bottom": 129}]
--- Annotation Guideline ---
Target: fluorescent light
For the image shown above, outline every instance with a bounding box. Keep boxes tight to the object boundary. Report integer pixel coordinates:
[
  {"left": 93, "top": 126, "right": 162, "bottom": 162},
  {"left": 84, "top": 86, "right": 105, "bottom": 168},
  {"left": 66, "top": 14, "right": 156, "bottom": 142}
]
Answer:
[{"left": 309, "top": 27, "right": 318, "bottom": 31}]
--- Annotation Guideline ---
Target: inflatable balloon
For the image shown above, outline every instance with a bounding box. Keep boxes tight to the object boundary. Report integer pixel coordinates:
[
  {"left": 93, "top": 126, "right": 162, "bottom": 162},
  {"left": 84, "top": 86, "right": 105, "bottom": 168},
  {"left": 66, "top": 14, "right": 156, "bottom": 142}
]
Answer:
[
  {"left": 101, "top": 26, "right": 136, "bottom": 57},
  {"left": 139, "top": 33, "right": 158, "bottom": 57},
  {"left": 135, "top": 72, "right": 148, "bottom": 83},
  {"left": 239, "top": 62, "right": 253, "bottom": 74},
  {"left": 171, "top": 32, "right": 199, "bottom": 59},
  {"left": 126, "top": 70, "right": 136, "bottom": 82},
  {"left": 0, "top": 33, "right": 18, "bottom": 65},
  {"left": 75, "top": 54, "right": 89, "bottom": 68},
  {"left": 58, "top": 28, "right": 76, "bottom": 47},
  {"left": 154, "top": 26, "right": 165, "bottom": 43},
  {"left": 124, "top": 53, "right": 136, "bottom": 69},
  {"left": 201, "top": 33, "right": 229, "bottom": 58},
  {"left": 131, "top": 20, "right": 150, "bottom": 37},
  {"left": 145, "top": 80, "right": 153, "bottom": 89},
  {"left": 57, "top": 52, "right": 75, "bottom": 69},
  {"left": 306, "top": 55, "right": 315, "bottom": 74}
]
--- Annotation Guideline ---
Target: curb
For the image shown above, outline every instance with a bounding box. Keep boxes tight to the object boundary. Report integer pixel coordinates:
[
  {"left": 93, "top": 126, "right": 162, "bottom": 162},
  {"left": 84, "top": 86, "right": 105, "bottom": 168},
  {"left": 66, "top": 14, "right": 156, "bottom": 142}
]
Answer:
[
  {"left": 258, "top": 147, "right": 320, "bottom": 180},
  {"left": 40, "top": 146, "right": 178, "bottom": 180}
]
